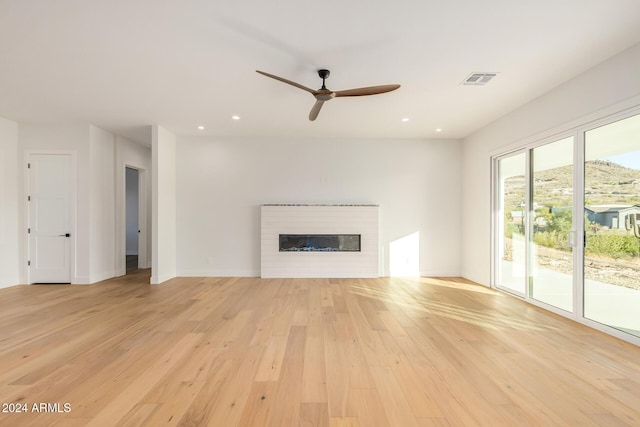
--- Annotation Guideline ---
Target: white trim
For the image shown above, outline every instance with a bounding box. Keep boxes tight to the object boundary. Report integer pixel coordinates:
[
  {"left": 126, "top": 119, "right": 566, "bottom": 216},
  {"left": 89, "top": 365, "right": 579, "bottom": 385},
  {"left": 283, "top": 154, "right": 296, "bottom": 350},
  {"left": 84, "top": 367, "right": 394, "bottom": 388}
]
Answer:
[
  {"left": 573, "top": 128, "right": 586, "bottom": 321},
  {"left": 524, "top": 147, "right": 532, "bottom": 299},
  {"left": 177, "top": 269, "right": 260, "bottom": 277},
  {"left": 150, "top": 272, "right": 177, "bottom": 285},
  {"left": 490, "top": 157, "right": 501, "bottom": 294},
  {"left": 419, "top": 270, "right": 463, "bottom": 277}
]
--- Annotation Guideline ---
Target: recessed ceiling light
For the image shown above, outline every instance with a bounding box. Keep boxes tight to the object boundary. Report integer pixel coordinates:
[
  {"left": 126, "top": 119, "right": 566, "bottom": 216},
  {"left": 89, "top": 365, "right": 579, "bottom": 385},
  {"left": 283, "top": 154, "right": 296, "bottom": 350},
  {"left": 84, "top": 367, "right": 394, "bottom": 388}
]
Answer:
[
  {"left": 401, "top": 117, "right": 410, "bottom": 122},
  {"left": 231, "top": 115, "right": 240, "bottom": 120},
  {"left": 197, "top": 125, "right": 205, "bottom": 130},
  {"left": 435, "top": 128, "right": 443, "bottom": 133}
]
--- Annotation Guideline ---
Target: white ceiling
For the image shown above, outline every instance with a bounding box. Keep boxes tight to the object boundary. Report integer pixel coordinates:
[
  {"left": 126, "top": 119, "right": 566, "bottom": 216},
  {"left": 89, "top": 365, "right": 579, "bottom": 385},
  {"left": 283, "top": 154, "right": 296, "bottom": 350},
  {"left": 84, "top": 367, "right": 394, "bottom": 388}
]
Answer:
[{"left": 1, "top": 0, "right": 640, "bottom": 144}]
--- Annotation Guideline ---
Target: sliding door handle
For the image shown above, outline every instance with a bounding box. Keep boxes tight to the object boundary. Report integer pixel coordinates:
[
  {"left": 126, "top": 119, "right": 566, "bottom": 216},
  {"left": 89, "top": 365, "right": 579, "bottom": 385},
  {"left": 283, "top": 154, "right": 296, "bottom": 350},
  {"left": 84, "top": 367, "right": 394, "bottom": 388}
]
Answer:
[{"left": 566, "top": 230, "right": 575, "bottom": 247}]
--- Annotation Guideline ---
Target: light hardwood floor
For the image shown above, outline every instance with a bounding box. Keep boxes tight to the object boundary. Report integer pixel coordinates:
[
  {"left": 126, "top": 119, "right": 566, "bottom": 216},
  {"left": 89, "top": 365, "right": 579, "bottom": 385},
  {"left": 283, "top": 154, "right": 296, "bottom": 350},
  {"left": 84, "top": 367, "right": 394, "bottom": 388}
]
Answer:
[{"left": 1, "top": 271, "right": 640, "bottom": 426}]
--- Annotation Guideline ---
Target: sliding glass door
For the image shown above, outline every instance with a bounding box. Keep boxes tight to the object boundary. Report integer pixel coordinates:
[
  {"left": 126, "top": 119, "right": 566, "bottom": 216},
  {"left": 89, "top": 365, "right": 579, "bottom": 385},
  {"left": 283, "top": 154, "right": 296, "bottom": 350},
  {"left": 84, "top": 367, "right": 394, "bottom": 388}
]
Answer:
[
  {"left": 584, "top": 113, "right": 640, "bottom": 337},
  {"left": 494, "top": 109, "right": 640, "bottom": 343},
  {"left": 495, "top": 137, "right": 576, "bottom": 311},
  {"left": 496, "top": 153, "right": 527, "bottom": 295},
  {"left": 530, "top": 137, "right": 575, "bottom": 312}
]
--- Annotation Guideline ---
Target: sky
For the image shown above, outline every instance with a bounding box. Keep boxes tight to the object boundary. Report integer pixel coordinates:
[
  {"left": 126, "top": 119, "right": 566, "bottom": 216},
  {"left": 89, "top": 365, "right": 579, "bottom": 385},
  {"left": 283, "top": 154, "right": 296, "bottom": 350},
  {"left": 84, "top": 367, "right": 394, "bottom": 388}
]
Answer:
[{"left": 606, "top": 151, "right": 640, "bottom": 170}]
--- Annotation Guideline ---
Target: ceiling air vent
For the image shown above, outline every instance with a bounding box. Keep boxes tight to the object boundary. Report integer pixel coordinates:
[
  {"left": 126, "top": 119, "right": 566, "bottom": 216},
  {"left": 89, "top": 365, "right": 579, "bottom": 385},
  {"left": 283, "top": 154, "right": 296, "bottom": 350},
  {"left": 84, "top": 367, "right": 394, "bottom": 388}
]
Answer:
[{"left": 462, "top": 72, "right": 497, "bottom": 86}]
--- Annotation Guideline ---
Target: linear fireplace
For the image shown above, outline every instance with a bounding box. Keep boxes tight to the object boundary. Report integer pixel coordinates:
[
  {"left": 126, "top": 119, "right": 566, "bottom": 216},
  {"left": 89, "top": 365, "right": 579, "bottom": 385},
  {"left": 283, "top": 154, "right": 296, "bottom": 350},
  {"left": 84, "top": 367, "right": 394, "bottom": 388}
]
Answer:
[
  {"left": 279, "top": 234, "right": 361, "bottom": 252},
  {"left": 261, "top": 204, "right": 379, "bottom": 278}
]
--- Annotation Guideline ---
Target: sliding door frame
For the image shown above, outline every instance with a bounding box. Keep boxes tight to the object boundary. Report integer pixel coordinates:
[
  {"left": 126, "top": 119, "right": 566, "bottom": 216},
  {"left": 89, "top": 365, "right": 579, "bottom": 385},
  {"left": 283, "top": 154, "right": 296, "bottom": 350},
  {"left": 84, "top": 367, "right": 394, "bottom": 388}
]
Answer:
[
  {"left": 578, "top": 108, "right": 640, "bottom": 344},
  {"left": 491, "top": 105, "right": 640, "bottom": 346},
  {"left": 492, "top": 148, "right": 528, "bottom": 298}
]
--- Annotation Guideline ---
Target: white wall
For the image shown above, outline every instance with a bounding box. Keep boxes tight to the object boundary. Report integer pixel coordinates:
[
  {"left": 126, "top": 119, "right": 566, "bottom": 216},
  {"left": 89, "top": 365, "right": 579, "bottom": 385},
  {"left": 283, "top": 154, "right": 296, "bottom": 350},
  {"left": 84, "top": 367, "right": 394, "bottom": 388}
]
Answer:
[
  {"left": 18, "top": 123, "right": 123, "bottom": 284},
  {"left": 125, "top": 168, "right": 139, "bottom": 255},
  {"left": 462, "top": 42, "right": 640, "bottom": 286},
  {"left": 88, "top": 125, "right": 116, "bottom": 283},
  {"left": 18, "top": 124, "right": 90, "bottom": 283},
  {"left": 175, "top": 136, "right": 462, "bottom": 277},
  {"left": 0, "top": 117, "right": 19, "bottom": 288},
  {"left": 115, "top": 135, "right": 151, "bottom": 276},
  {"left": 151, "top": 126, "right": 176, "bottom": 284}
]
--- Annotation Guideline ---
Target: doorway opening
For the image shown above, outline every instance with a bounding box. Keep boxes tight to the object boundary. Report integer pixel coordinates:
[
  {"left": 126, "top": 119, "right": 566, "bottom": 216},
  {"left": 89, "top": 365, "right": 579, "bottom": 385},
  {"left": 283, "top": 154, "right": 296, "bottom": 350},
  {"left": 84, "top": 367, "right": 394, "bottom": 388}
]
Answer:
[{"left": 125, "top": 167, "right": 140, "bottom": 273}]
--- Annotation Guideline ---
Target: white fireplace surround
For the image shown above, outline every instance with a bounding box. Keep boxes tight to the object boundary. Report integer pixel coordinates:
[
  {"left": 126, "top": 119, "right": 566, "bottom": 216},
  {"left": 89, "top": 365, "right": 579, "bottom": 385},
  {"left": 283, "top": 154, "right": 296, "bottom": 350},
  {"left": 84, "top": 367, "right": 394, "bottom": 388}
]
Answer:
[{"left": 261, "top": 204, "right": 379, "bottom": 278}]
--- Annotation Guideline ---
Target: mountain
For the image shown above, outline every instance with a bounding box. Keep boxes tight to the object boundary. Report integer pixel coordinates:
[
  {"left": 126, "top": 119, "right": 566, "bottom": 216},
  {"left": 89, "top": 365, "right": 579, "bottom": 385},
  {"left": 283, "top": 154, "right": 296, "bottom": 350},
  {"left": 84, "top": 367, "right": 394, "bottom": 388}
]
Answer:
[{"left": 503, "top": 160, "right": 640, "bottom": 211}]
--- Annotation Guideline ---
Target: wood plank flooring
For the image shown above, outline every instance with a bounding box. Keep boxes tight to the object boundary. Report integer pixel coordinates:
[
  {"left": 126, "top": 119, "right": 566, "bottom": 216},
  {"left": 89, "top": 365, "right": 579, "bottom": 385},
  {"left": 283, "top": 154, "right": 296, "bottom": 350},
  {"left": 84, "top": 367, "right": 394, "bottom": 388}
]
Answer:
[{"left": 1, "top": 271, "right": 640, "bottom": 426}]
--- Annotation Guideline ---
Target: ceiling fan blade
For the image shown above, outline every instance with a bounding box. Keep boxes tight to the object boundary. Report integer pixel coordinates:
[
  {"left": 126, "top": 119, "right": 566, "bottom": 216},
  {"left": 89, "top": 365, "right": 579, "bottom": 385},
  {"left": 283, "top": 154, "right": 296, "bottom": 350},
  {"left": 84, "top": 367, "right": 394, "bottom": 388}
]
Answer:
[
  {"left": 334, "top": 84, "right": 400, "bottom": 97},
  {"left": 309, "top": 100, "right": 325, "bottom": 121},
  {"left": 256, "top": 70, "right": 317, "bottom": 95}
]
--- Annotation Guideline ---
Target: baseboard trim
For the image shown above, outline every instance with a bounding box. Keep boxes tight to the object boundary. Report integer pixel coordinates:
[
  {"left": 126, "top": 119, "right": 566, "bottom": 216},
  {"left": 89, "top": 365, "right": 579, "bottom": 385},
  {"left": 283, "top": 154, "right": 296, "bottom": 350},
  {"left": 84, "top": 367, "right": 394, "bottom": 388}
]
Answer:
[
  {"left": 177, "top": 269, "right": 260, "bottom": 278},
  {"left": 419, "top": 270, "right": 463, "bottom": 277},
  {"left": 150, "top": 272, "right": 177, "bottom": 284}
]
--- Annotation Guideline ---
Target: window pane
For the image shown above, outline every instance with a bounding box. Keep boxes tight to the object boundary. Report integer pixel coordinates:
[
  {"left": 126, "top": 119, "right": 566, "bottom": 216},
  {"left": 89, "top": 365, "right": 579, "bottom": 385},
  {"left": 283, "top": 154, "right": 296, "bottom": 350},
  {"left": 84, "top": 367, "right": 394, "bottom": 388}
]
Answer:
[
  {"left": 497, "top": 153, "right": 526, "bottom": 294},
  {"left": 584, "top": 113, "right": 640, "bottom": 337},
  {"left": 530, "top": 137, "right": 574, "bottom": 312}
]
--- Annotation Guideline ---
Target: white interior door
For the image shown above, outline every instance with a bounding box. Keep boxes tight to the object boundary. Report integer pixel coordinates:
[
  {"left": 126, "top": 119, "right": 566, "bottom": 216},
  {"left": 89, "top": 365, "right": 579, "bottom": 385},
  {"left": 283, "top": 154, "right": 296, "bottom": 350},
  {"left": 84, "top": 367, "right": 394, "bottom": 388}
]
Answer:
[{"left": 28, "top": 154, "right": 72, "bottom": 283}]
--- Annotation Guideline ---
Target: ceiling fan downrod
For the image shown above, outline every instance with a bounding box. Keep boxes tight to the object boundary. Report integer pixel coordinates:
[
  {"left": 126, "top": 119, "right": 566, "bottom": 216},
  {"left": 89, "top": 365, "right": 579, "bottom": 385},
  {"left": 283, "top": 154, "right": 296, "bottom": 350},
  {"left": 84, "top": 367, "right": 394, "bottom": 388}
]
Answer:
[{"left": 318, "top": 69, "right": 330, "bottom": 90}]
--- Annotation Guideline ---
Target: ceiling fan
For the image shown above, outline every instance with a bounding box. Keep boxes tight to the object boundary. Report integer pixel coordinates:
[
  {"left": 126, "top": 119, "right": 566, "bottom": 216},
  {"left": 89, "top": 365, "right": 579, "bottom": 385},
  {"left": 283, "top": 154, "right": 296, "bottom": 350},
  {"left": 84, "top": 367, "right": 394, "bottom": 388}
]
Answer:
[{"left": 256, "top": 69, "right": 400, "bottom": 121}]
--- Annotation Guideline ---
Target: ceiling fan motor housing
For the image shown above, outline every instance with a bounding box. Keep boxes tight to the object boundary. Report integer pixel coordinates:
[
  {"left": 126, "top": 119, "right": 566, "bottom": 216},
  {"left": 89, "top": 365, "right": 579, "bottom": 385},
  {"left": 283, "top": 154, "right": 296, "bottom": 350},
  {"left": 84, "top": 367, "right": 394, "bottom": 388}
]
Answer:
[{"left": 318, "top": 69, "right": 330, "bottom": 79}]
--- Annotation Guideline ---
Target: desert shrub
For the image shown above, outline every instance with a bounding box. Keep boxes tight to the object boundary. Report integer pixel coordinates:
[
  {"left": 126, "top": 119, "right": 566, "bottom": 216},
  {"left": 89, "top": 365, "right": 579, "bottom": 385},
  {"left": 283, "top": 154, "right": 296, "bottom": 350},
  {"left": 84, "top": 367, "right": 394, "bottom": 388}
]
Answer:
[
  {"left": 533, "top": 231, "right": 570, "bottom": 251},
  {"left": 586, "top": 233, "right": 639, "bottom": 258},
  {"left": 547, "top": 209, "right": 573, "bottom": 234},
  {"left": 504, "top": 222, "right": 523, "bottom": 237}
]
